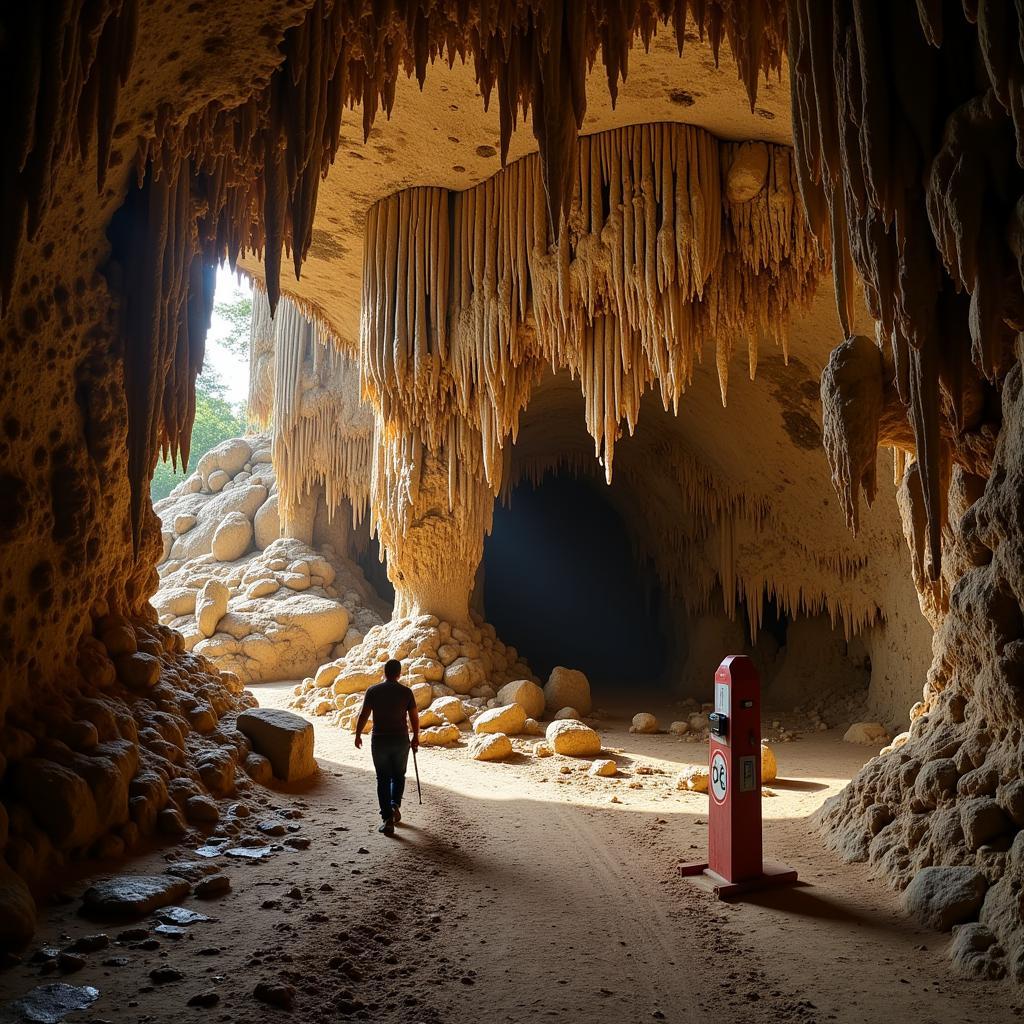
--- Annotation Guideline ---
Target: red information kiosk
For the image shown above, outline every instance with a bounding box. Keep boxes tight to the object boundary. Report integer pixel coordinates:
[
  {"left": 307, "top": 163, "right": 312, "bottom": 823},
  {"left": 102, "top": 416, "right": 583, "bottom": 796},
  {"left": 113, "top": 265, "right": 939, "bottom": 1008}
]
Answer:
[{"left": 679, "top": 655, "right": 798, "bottom": 899}]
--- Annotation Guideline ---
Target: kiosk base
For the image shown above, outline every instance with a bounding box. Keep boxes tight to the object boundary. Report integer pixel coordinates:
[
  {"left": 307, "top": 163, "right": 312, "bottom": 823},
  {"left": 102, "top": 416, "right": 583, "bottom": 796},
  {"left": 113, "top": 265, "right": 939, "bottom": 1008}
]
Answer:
[{"left": 677, "top": 860, "right": 799, "bottom": 901}]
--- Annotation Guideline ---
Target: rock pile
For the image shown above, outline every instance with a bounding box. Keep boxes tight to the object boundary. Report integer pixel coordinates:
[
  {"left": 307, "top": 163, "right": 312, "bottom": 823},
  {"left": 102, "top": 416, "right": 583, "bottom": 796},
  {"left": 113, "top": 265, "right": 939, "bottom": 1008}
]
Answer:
[
  {"left": 153, "top": 434, "right": 387, "bottom": 683},
  {"left": 288, "top": 613, "right": 537, "bottom": 727},
  {"left": 0, "top": 608, "right": 262, "bottom": 948}
]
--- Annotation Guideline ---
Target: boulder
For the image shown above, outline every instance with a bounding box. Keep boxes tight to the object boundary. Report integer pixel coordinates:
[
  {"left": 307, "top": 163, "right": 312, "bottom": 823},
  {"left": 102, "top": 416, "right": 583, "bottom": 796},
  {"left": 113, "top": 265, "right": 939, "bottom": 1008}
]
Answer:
[
  {"left": 544, "top": 667, "right": 591, "bottom": 715},
  {"left": 904, "top": 866, "right": 988, "bottom": 931},
  {"left": 960, "top": 797, "right": 1011, "bottom": 850},
  {"left": 211, "top": 511, "right": 253, "bottom": 561},
  {"left": 195, "top": 579, "right": 229, "bottom": 638},
  {"left": 444, "top": 657, "right": 482, "bottom": 695},
  {"left": 473, "top": 703, "right": 527, "bottom": 736},
  {"left": 545, "top": 719, "right": 601, "bottom": 757},
  {"left": 419, "top": 723, "right": 460, "bottom": 746},
  {"left": 430, "top": 696, "right": 467, "bottom": 724},
  {"left": 761, "top": 743, "right": 777, "bottom": 783},
  {"left": 630, "top": 713, "right": 659, "bottom": 734},
  {"left": 553, "top": 707, "right": 579, "bottom": 721},
  {"left": 115, "top": 652, "right": 160, "bottom": 690},
  {"left": 253, "top": 494, "right": 281, "bottom": 550},
  {"left": 469, "top": 733, "right": 513, "bottom": 761},
  {"left": 496, "top": 679, "right": 545, "bottom": 719},
  {"left": 410, "top": 682, "right": 433, "bottom": 710},
  {"left": 843, "top": 722, "right": 890, "bottom": 746},
  {"left": 589, "top": 759, "right": 618, "bottom": 777},
  {"left": 236, "top": 708, "right": 316, "bottom": 781},
  {"left": 669, "top": 721, "right": 690, "bottom": 735},
  {"left": 0, "top": 862, "right": 36, "bottom": 949},
  {"left": 11, "top": 758, "right": 99, "bottom": 849},
  {"left": 82, "top": 875, "right": 191, "bottom": 919},
  {"left": 196, "top": 437, "right": 251, "bottom": 484}
]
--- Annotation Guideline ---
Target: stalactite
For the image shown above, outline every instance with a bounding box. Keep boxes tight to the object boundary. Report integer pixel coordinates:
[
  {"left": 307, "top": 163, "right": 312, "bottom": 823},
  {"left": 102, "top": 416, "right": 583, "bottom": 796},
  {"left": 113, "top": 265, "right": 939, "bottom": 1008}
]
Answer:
[
  {"left": 361, "top": 122, "right": 824, "bottom": 504},
  {"left": 267, "top": 297, "right": 374, "bottom": 528},
  {"left": 786, "top": 1, "right": 1023, "bottom": 577}
]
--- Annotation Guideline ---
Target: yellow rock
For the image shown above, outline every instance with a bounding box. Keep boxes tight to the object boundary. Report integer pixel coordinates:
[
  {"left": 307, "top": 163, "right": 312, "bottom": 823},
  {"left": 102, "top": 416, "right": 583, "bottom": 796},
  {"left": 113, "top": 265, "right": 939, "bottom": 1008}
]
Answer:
[
  {"left": 677, "top": 766, "right": 709, "bottom": 792},
  {"left": 469, "top": 733, "right": 513, "bottom": 761},
  {"left": 419, "top": 723, "right": 460, "bottom": 746},
  {"left": 533, "top": 741, "right": 553, "bottom": 758},
  {"left": 545, "top": 719, "right": 601, "bottom": 757},
  {"left": 588, "top": 759, "right": 618, "bottom": 777},
  {"left": 761, "top": 743, "right": 777, "bottom": 783}
]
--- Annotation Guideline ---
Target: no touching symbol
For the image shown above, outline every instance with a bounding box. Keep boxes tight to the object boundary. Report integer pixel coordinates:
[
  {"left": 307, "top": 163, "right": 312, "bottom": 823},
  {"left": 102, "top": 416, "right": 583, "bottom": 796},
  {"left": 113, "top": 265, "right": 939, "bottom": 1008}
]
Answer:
[{"left": 710, "top": 750, "right": 728, "bottom": 803}]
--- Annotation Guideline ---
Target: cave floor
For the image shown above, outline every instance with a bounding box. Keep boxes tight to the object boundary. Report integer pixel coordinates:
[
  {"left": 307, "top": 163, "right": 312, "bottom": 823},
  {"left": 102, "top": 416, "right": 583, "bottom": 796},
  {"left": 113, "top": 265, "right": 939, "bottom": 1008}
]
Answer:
[{"left": 2, "top": 687, "right": 1022, "bottom": 1024}]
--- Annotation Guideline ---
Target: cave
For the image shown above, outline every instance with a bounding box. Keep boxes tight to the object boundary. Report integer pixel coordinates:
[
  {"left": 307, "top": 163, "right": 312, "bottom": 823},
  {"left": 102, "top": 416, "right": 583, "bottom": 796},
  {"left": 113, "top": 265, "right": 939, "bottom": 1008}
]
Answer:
[
  {"left": 3, "top": 1, "right": 1024, "bottom": 1015},
  {"left": 484, "top": 472, "right": 672, "bottom": 690}
]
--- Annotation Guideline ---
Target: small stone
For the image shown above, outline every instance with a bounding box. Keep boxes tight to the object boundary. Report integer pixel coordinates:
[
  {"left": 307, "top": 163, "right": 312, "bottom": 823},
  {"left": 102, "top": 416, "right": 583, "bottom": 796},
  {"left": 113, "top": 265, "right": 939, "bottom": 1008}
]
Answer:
[
  {"left": 194, "top": 875, "right": 231, "bottom": 899},
  {"left": 843, "top": 722, "right": 890, "bottom": 745},
  {"left": 150, "top": 966, "right": 184, "bottom": 983},
  {"left": 588, "top": 759, "right": 618, "bottom": 777},
  {"left": 187, "top": 990, "right": 221, "bottom": 1008},
  {"left": 56, "top": 952, "right": 86, "bottom": 973},
  {"left": 254, "top": 981, "right": 296, "bottom": 1010}
]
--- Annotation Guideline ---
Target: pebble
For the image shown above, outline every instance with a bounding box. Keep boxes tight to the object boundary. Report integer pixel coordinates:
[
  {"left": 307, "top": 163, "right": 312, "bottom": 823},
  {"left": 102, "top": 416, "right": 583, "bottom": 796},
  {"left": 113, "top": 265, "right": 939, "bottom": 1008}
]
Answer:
[
  {"left": 149, "top": 966, "right": 184, "bottom": 984},
  {"left": 194, "top": 875, "right": 231, "bottom": 899},
  {"left": 254, "top": 981, "right": 296, "bottom": 1010}
]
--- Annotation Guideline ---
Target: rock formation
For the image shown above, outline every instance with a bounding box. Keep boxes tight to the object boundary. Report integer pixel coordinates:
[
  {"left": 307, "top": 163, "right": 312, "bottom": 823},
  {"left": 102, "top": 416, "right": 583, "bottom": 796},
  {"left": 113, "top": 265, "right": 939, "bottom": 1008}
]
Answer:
[{"left": 4, "top": 0, "right": 1024, "bottom": 979}]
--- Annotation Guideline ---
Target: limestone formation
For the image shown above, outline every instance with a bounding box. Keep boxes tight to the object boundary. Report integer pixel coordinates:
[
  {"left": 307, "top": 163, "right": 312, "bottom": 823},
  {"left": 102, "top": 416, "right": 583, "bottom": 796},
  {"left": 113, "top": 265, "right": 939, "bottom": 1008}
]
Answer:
[
  {"left": 5, "top": 0, "right": 1024, "bottom": 978},
  {"left": 154, "top": 425, "right": 388, "bottom": 685}
]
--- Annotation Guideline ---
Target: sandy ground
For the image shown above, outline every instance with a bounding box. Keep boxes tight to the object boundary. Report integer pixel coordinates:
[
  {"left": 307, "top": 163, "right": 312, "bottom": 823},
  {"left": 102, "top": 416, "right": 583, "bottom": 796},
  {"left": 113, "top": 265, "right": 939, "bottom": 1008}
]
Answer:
[{"left": 2, "top": 686, "right": 1023, "bottom": 1024}]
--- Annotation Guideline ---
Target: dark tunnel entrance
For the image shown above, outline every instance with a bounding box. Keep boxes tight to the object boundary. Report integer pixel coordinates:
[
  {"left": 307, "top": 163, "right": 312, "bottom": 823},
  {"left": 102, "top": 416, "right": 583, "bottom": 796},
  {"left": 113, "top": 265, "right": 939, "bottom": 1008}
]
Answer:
[{"left": 482, "top": 473, "right": 670, "bottom": 689}]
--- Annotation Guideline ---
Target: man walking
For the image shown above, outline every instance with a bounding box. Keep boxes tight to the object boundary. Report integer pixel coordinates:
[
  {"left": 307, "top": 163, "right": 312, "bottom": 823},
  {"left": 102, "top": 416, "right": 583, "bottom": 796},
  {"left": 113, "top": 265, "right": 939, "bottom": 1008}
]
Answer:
[{"left": 354, "top": 659, "right": 419, "bottom": 835}]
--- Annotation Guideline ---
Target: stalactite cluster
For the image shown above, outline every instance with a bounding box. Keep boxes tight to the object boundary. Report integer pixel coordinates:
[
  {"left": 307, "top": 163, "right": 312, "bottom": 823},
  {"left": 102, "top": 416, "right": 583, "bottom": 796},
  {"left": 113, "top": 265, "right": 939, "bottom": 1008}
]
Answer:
[
  {"left": 6, "top": 0, "right": 793, "bottom": 547},
  {"left": 246, "top": 290, "right": 373, "bottom": 528},
  {"left": 1, "top": 0, "right": 138, "bottom": 314},
  {"left": 361, "top": 122, "right": 823, "bottom": 506},
  {"left": 787, "top": 1, "right": 1017, "bottom": 578}
]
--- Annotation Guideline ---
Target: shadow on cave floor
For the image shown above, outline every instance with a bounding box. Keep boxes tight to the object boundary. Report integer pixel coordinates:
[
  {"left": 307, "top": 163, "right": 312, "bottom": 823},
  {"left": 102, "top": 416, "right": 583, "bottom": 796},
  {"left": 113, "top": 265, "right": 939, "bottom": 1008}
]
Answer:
[{"left": 4, "top": 686, "right": 1020, "bottom": 1024}]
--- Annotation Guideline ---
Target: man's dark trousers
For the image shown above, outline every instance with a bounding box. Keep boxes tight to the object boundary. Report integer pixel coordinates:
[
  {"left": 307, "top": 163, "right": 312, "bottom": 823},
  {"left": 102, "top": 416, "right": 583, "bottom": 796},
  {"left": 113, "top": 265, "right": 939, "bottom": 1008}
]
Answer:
[{"left": 370, "top": 735, "right": 410, "bottom": 820}]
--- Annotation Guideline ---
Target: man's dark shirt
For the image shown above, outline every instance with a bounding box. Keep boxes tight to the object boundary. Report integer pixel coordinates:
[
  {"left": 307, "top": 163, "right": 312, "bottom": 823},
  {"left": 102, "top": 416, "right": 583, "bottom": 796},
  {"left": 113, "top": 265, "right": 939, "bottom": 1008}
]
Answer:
[{"left": 362, "top": 680, "right": 415, "bottom": 737}]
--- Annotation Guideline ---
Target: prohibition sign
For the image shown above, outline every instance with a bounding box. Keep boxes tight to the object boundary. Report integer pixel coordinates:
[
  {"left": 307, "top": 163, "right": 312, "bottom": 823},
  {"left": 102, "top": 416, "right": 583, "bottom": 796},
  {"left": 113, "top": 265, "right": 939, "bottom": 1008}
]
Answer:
[{"left": 710, "top": 749, "right": 728, "bottom": 804}]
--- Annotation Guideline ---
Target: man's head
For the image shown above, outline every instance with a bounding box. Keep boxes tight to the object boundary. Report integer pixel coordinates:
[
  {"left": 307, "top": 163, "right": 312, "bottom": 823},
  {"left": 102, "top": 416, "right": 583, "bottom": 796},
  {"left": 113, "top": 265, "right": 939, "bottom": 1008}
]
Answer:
[{"left": 384, "top": 658, "right": 401, "bottom": 681}]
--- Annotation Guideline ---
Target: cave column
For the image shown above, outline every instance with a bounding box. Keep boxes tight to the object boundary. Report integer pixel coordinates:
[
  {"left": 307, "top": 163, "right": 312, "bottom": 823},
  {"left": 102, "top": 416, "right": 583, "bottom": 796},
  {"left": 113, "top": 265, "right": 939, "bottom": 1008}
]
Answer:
[{"left": 372, "top": 435, "right": 493, "bottom": 625}]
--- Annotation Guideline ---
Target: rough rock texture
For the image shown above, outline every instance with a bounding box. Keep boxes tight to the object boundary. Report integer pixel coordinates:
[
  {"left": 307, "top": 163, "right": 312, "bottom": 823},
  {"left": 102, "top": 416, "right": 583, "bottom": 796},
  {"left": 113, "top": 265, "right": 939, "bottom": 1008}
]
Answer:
[
  {"left": 288, "top": 614, "right": 536, "bottom": 733},
  {"left": 236, "top": 709, "right": 316, "bottom": 782},
  {"left": 468, "top": 733, "right": 513, "bottom": 761},
  {"left": 903, "top": 867, "right": 988, "bottom": 932},
  {"left": 544, "top": 668, "right": 592, "bottom": 716},
  {"left": 154, "top": 431, "right": 388, "bottom": 684},
  {"left": 495, "top": 680, "right": 545, "bottom": 719},
  {"left": 545, "top": 720, "right": 602, "bottom": 757}
]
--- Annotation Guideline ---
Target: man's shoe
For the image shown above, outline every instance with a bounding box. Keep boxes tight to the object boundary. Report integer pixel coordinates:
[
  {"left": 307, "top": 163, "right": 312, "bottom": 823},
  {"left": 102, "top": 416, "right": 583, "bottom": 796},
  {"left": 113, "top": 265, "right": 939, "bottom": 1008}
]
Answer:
[
  {"left": 378, "top": 817, "right": 395, "bottom": 836},
  {"left": 391, "top": 805, "right": 402, "bottom": 824}
]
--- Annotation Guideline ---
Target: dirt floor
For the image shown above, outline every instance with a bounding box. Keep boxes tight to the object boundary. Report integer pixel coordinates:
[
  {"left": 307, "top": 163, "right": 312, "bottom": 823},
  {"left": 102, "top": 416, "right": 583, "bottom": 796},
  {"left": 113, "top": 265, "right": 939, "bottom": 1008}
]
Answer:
[{"left": 2, "top": 686, "right": 1023, "bottom": 1024}]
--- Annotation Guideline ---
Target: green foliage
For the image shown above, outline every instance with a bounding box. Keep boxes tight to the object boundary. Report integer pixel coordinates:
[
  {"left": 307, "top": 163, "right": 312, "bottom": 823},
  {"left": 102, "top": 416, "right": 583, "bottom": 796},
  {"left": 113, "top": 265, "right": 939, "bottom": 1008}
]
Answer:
[
  {"left": 214, "top": 294, "right": 253, "bottom": 357},
  {"left": 150, "top": 369, "right": 247, "bottom": 502}
]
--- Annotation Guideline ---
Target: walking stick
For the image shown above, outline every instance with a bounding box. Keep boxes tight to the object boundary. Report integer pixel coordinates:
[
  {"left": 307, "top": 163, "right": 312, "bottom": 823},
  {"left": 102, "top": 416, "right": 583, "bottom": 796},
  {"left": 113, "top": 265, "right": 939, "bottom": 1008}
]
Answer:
[{"left": 412, "top": 745, "right": 422, "bottom": 804}]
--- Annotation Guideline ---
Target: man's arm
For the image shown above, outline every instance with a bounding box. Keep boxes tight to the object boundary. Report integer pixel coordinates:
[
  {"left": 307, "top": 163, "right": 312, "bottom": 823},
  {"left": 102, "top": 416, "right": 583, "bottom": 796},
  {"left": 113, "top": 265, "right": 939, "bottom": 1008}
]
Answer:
[
  {"left": 354, "top": 696, "right": 372, "bottom": 748},
  {"left": 408, "top": 701, "right": 420, "bottom": 752}
]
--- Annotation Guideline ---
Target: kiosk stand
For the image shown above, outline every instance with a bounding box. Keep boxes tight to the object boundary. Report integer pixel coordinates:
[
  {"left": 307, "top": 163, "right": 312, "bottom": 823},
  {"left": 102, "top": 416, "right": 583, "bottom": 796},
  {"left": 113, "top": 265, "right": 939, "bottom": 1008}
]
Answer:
[{"left": 678, "top": 655, "right": 799, "bottom": 899}]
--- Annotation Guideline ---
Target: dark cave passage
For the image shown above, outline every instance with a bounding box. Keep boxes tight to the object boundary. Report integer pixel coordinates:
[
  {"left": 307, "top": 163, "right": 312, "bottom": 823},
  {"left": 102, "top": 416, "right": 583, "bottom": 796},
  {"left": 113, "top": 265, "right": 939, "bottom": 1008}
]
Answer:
[{"left": 482, "top": 474, "right": 670, "bottom": 689}]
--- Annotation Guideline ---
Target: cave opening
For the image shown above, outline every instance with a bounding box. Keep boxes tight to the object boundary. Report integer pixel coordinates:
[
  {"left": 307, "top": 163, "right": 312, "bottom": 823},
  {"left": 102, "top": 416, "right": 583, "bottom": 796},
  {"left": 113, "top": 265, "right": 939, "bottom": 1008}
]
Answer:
[{"left": 483, "top": 473, "right": 671, "bottom": 690}]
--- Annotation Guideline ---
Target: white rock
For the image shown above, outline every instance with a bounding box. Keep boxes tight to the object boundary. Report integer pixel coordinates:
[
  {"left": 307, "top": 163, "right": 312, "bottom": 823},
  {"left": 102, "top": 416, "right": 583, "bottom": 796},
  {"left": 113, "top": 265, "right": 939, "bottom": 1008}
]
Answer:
[
  {"left": 253, "top": 494, "right": 281, "bottom": 550},
  {"left": 207, "top": 469, "right": 229, "bottom": 492},
  {"left": 430, "top": 696, "right": 467, "bottom": 724},
  {"left": 553, "top": 707, "right": 580, "bottom": 721},
  {"left": 195, "top": 579, "right": 229, "bottom": 638},
  {"left": 211, "top": 511, "right": 253, "bottom": 562}
]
